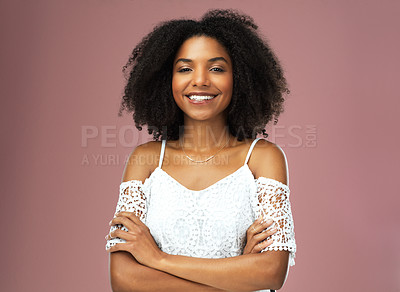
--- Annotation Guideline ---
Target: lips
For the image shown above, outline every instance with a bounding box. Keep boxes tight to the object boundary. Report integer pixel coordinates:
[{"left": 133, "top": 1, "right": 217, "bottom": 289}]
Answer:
[
  {"left": 185, "top": 92, "right": 219, "bottom": 103},
  {"left": 187, "top": 95, "right": 216, "bottom": 101}
]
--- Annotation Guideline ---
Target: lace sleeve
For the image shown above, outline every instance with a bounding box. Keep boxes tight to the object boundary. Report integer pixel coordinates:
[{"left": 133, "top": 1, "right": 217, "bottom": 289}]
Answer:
[
  {"left": 105, "top": 180, "right": 147, "bottom": 250},
  {"left": 255, "top": 177, "right": 296, "bottom": 267}
]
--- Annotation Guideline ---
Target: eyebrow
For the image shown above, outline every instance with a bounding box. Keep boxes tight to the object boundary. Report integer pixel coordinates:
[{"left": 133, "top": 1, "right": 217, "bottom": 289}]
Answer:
[{"left": 175, "top": 57, "right": 229, "bottom": 65}]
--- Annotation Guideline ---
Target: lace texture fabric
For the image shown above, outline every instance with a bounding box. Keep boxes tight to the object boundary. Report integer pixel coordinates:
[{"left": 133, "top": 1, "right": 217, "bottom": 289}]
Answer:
[
  {"left": 105, "top": 165, "right": 296, "bottom": 266},
  {"left": 105, "top": 180, "right": 147, "bottom": 250},
  {"left": 144, "top": 166, "right": 256, "bottom": 259},
  {"left": 105, "top": 139, "right": 296, "bottom": 292},
  {"left": 253, "top": 177, "right": 296, "bottom": 267}
]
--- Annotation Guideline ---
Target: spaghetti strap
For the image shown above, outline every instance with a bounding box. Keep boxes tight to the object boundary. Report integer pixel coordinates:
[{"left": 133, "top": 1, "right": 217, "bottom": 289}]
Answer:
[
  {"left": 158, "top": 140, "right": 166, "bottom": 169},
  {"left": 244, "top": 138, "right": 262, "bottom": 165}
]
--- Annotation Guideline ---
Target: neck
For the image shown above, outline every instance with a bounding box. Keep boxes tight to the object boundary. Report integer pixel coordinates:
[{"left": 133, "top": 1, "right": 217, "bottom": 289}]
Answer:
[{"left": 180, "top": 116, "right": 231, "bottom": 152}]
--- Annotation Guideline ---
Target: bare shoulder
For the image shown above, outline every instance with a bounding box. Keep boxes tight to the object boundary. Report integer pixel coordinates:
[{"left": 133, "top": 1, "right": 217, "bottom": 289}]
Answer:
[
  {"left": 249, "top": 139, "right": 289, "bottom": 185},
  {"left": 121, "top": 141, "right": 162, "bottom": 183}
]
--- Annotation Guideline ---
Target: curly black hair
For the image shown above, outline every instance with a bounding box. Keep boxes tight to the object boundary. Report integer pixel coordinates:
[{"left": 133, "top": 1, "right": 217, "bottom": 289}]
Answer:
[{"left": 118, "top": 9, "right": 289, "bottom": 141}]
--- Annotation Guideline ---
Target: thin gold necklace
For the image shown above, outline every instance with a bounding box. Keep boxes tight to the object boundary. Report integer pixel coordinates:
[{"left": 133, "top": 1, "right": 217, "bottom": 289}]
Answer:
[{"left": 180, "top": 136, "right": 230, "bottom": 163}]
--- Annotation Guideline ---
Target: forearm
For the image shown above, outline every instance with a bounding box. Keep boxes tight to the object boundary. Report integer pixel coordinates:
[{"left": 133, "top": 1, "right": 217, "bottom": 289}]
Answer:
[
  {"left": 154, "top": 251, "right": 289, "bottom": 292},
  {"left": 110, "top": 252, "right": 226, "bottom": 292}
]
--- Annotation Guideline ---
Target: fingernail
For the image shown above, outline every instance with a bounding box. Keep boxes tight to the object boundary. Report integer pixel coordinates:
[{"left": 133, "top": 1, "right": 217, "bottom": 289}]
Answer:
[
  {"left": 265, "top": 219, "right": 273, "bottom": 224},
  {"left": 270, "top": 228, "right": 277, "bottom": 233},
  {"left": 109, "top": 220, "right": 112, "bottom": 226}
]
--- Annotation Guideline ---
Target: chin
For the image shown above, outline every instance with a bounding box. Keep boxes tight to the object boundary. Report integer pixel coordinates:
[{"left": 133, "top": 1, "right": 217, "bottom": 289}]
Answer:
[{"left": 187, "top": 114, "right": 214, "bottom": 121}]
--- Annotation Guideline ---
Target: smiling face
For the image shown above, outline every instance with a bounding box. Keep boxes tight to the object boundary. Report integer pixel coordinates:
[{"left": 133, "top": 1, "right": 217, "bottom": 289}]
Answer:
[{"left": 172, "top": 36, "right": 233, "bottom": 122}]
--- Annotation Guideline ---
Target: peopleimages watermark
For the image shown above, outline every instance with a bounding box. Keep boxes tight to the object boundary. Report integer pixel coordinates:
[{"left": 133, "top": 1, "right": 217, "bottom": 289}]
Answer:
[
  {"left": 81, "top": 152, "right": 230, "bottom": 166},
  {"left": 266, "top": 124, "right": 317, "bottom": 148},
  {"left": 81, "top": 124, "right": 317, "bottom": 148},
  {"left": 81, "top": 124, "right": 317, "bottom": 166}
]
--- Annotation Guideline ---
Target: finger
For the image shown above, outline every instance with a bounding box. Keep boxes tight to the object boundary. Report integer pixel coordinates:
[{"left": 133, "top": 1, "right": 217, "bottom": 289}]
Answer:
[
  {"left": 246, "top": 216, "right": 263, "bottom": 237},
  {"left": 252, "top": 238, "right": 274, "bottom": 253},
  {"left": 116, "top": 211, "right": 145, "bottom": 227},
  {"left": 259, "top": 218, "right": 274, "bottom": 230},
  {"left": 264, "top": 226, "right": 278, "bottom": 237},
  {"left": 253, "top": 225, "right": 278, "bottom": 244},
  {"left": 106, "top": 242, "right": 132, "bottom": 253},
  {"left": 107, "top": 227, "right": 134, "bottom": 241},
  {"left": 245, "top": 217, "right": 273, "bottom": 252},
  {"left": 256, "top": 218, "right": 275, "bottom": 233},
  {"left": 252, "top": 227, "right": 276, "bottom": 242},
  {"left": 246, "top": 225, "right": 277, "bottom": 251},
  {"left": 110, "top": 215, "right": 150, "bottom": 240},
  {"left": 105, "top": 229, "right": 124, "bottom": 241},
  {"left": 110, "top": 216, "right": 135, "bottom": 231}
]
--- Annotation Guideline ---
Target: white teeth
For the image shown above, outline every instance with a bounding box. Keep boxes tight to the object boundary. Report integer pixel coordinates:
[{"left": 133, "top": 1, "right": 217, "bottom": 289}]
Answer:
[{"left": 187, "top": 95, "right": 216, "bottom": 101}]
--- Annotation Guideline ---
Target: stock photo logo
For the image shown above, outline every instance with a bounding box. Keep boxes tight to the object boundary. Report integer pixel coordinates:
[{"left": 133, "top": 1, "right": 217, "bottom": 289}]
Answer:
[{"left": 80, "top": 124, "right": 317, "bottom": 166}]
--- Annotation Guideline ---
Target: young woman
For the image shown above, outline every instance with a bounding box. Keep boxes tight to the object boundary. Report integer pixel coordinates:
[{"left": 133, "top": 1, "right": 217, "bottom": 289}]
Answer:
[{"left": 105, "top": 9, "right": 296, "bottom": 292}]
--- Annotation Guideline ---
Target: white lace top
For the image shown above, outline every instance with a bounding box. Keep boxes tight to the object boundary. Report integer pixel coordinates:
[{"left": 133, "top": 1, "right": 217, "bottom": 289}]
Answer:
[{"left": 106, "top": 138, "right": 296, "bottom": 292}]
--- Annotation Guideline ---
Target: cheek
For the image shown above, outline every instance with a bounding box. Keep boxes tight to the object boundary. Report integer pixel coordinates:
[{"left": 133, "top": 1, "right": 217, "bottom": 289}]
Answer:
[
  {"left": 228, "top": 78, "right": 233, "bottom": 93},
  {"left": 224, "top": 77, "right": 234, "bottom": 106},
  {"left": 171, "top": 77, "right": 179, "bottom": 100},
  {"left": 221, "top": 75, "right": 233, "bottom": 97},
  {"left": 171, "top": 76, "right": 185, "bottom": 106},
  {"left": 172, "top": 75, "right": 184, "bottom": 96}
]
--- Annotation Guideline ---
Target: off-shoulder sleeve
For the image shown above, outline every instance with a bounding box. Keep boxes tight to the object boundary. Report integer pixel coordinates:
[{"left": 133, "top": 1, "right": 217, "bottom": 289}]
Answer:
[
  {"left": 105, "top": 180, "right": 147, "bottom": 250},
  {"left": 255, "top": 177, "right": 296, "bottom": 267}
]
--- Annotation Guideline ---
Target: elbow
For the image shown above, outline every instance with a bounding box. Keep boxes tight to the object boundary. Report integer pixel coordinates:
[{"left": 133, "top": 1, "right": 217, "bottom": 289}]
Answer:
[
  {"left": 111, "top": 268, "right": 142, "bottom": 292},
  {"left": 109, "top": 254, "right": 126, "bottom": 292},
  {"left": 110, "top": 267, "right": 134, "bottom": 292},
  {"left": 269, "top": 276, "right": 286, "bottom": 291},
  {"left": 260, "top": 259, "right": 289, "bottom": 291},
  {"left": 261, "top": 268, "right": 286, "bottom": 291},
  {"left": 109, "top": 252, "right": 140, "bottom": 292},
  {"left": 110, "top": 269, "right": 124, "bottom": 292}
]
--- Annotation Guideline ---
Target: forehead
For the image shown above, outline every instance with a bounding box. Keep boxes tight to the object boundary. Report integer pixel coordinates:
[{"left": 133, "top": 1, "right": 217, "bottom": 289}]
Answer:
[{"left": 174, "top": 36, "right": 231, "bottom": 62}]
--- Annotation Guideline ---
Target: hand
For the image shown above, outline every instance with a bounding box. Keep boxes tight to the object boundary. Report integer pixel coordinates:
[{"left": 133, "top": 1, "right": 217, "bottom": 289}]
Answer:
[
  {"left": 105, "top": 211, "right": 165, "bottom": 268},
  {"left": 243, "top": 216, "right": 277, "bottom": 255}
]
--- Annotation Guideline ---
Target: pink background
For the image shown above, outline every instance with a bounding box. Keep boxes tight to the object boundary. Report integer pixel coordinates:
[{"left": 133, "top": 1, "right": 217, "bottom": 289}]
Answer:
[{"left": 1, "top": 0, "right": 399, "bottom": 291}]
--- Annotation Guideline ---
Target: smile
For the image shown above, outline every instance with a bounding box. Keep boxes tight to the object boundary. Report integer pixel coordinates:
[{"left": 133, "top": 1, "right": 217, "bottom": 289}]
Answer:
[{"left": 186, "top": 95, "right": 218, "bottom": 101}]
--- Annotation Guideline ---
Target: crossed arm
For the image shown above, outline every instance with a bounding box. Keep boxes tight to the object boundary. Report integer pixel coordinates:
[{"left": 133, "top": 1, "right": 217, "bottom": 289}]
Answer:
[
  {"left": 110, "top": 251, "right": 224, "bottom": 292},
  {"left": 106, "top": 141, "right": 293, "bottom": 292},
  {"left": 109, "top": 252, "right": 289, "bottom": 292},
  {"left": 107, "top": 212, "right": 289, "bottom": 292}
]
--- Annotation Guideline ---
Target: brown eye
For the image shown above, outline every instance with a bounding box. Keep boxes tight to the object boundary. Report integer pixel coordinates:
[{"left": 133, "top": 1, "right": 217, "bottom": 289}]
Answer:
[
  {"left": 177, "top": 68, "right": 192, "bottom": 73},
  {"left": 210, "top": 67, "right": 225, "bottom": 72}
]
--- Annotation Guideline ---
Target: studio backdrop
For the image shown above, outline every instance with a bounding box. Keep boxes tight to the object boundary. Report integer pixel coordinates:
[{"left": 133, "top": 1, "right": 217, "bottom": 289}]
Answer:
[{"left": 1, "top": 0, "right": 399, "bottom": 291}]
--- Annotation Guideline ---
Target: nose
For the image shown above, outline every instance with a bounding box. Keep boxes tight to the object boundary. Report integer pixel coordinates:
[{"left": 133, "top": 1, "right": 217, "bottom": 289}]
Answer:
[{"left": 191, "top": 68, "right": 210, "bottom": 87}]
